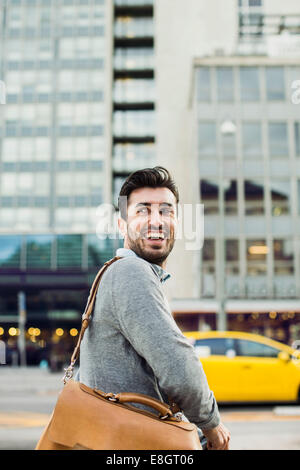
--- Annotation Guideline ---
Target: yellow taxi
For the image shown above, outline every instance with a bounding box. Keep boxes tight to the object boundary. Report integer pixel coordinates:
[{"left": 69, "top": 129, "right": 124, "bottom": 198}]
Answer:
[{"left": 184, "top": 331, "right": 300, "bottom": 403}]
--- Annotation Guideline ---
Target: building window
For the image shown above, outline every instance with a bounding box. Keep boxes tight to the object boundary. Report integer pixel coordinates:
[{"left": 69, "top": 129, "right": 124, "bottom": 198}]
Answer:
[
  {"left": 268, "top": 122, "right": 289, "bottom": 157},
  {"left": 26, "top": 235, "right": 53, "bottom": 269},
  {"left": 88, "top": 235, "right": 119, "bottom": 269},
  {"left": 114, "top": 110, "right": 155, "bottom": 137},
  {"left": 196, "top": 67, "right": 211, "bottom": 102},
  {"left": 113, "top": 142, "right": 155, "bottom": 172},
  {"left": 239, "top": 0, "right": 262, "bottom": 7},
  {"left": 114, "top": 17, "right": 153, "bottom": 38},
  {"left": 295, "top": 123, "right": 300, "bottom": 157},
  {"left": 224, "top": 180, "right": 238, "bottom": 215},
  {"left": 242, "top": 122, "right": 262, "bottom": 158},
  {"left": 265, "top": 67, "right": 285, "bottom": 101},
  {"left": 216, "top": 67, "right": 234, "bottom": 102},
  {"left": 246, "top": 239, "right": 267, "bottom": 275},
  {"left": 297, "top": 181, "right": 300, "bottom": 214},
  {"left": 226, "top": 239, "right": 239, "bottom": 275},
  {"left": 200, "top": 180, "right": 219, "bottom": 215},
  {"left": 270, "top": 180, "right": 291, "bottom": 216},
  {"left": 202, "top": 239, "right": 216, "bottom": 297},
  {"left": 203, "top": 239, "right": 215, "bottom": 263},
  {"left": 240, "top": 67, "right": 260, "bottom": 102},
  {"left": 114, "top": 78, "right": 155, "bottom": 103},
  {"left": 244, "top": 180, "right": 264, "bottom": 215},
  {"left": 114, "top": 47, "right": 154, "bottom": 70},
  {"left": 0, "top": 235, "right": 21, "bottom": 268},
  {"left": 57, "top": 235, "right": 82, "bottom": 268},
  {"left": 198, "top": 122, "right": 216, "bottom": 157},
  {"left": 221, "top": 132, "right": 236, "bottom": 159},
  {"left": 273, "top": 239, "right": 294, "bottom": 275}
]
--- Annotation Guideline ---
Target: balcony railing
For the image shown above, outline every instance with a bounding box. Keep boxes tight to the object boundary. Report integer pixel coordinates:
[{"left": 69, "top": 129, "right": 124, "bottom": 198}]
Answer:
[
  {"left": 238, "top": 13, "right": 300, "bottom": 55},
  {"left": 239, "top": 13, "right": 300, "bottom": 37}
]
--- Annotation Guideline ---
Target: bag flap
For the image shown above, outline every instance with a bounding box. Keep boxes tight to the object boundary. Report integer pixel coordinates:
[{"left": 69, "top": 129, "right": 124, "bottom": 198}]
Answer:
[{"left": 47, "top": 380, "right": 200, "bottom": 450}]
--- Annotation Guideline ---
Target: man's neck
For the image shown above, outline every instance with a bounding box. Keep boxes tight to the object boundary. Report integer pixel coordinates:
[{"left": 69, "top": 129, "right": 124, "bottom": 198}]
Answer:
[{"left": 123, "top": 244, "right": 167, "bottom": 270}]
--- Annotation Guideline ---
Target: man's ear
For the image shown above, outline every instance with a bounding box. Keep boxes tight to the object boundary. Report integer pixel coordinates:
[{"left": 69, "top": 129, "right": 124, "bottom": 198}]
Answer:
[{"left": 118, "top": 217, "right": 127, "bottom": 238}]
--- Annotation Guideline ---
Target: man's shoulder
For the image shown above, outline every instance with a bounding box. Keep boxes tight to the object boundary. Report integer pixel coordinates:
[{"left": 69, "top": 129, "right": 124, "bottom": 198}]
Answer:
[
  {"left": 110, "top": 256, "right": 152, "bottom": 274},
  {"left": 108, "top": 255, "right": 154, "bottom": 279}
]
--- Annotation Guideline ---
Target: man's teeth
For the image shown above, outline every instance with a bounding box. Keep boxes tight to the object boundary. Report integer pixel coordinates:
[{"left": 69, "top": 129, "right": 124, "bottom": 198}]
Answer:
[{"left": 147, "top": 232, "right": 164, "bottom": 239}]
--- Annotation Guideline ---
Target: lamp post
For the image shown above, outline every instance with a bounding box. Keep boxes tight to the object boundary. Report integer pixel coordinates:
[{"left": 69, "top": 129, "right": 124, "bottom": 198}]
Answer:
[
  {"left": 18, "top": 291, "right": 27, "bottom": 367},
  {"left": 217, "top": 120, "right": 237, "bottom": 331}
]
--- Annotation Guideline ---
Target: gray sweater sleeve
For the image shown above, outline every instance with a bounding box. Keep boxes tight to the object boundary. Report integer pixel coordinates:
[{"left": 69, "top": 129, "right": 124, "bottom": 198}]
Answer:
[{"left": 111, "top": 257, "right": 221, "bottom": 431}]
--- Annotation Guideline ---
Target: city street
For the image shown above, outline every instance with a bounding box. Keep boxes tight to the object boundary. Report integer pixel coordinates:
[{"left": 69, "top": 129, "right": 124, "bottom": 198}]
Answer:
[{"left": 0, "top": 367, "right": 299, "bottom": 450}]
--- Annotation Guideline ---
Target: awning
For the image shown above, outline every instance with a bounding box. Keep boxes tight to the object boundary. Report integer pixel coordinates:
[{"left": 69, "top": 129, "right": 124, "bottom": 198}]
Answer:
[{"left": 170, "top": 298, "right": 300, "bottom": 315}]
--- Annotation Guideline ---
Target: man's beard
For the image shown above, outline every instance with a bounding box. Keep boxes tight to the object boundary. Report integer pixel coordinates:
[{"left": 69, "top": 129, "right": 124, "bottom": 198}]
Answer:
[{"left": 126, "top": 230, "right": 175, "bottom": 266}]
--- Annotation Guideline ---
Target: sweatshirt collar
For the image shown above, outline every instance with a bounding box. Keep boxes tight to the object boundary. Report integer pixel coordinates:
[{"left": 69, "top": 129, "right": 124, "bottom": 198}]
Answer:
[{"left": 116, "top": 248, "right": 171, "bottom": 284}]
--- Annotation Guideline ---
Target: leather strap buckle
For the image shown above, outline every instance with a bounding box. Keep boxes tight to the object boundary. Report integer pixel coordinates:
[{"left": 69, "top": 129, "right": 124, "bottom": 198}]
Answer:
[{"left": 106, "top": 393, "right": 119, "bottom": 402}]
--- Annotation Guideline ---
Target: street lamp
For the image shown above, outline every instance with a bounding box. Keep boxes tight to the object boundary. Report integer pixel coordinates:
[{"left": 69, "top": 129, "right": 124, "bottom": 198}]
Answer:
[{"left": 217, "top": 119, "right": 237, "bottom": 331}]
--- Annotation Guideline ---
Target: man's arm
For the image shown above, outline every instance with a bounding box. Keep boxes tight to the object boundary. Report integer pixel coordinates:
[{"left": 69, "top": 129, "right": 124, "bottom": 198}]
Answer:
[{"left": 111, "top": 257, "right": 221, "bottom": 431}]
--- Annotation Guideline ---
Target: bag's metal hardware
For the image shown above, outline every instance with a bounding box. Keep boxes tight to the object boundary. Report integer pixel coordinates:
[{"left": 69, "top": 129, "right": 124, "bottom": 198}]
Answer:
[
  {"left": 159, "top": 413, "right": 171, "bottom": 420},
  {"left": 107, "top": 394, "right": 119, "bottom": 402},
  {"left": 174, "top": 412, "right": 183, "bottom": 422},
  {"left": 62, "top": 363, "right": 74, "bottom": 384}
]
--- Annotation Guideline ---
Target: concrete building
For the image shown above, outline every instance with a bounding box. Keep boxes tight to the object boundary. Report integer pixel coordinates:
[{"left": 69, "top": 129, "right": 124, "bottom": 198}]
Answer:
[
  {"left": 154, "top": 0, "right": 300, "bottom": 345},
  {"left": 0, "top": 0, "right": 300, "bottom": 362}
]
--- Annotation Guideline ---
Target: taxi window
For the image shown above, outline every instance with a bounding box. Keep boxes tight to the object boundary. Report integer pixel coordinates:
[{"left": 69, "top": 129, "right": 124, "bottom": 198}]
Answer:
[
  {"left": 236, "top": 340, "right": 279, "bottom": 358},
  {"left": 194, "top": 338, "right": 236, "bottom": 356}
]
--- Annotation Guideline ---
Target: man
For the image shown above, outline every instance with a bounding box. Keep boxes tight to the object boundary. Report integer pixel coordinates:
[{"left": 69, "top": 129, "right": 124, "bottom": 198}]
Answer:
[{"left": 79, "top": 166, "right": 230, "bottom": 450}]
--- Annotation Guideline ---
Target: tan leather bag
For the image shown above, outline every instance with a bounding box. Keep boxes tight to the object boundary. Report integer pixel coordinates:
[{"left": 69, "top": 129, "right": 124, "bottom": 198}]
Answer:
[{"left": 35, "top": 256, "right": 202, "bottom": 450}]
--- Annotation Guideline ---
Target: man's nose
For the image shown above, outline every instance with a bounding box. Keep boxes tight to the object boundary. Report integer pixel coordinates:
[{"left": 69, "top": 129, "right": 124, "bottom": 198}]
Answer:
[{"left": 148, "top": 208, "right": 163, "bottom": 227}]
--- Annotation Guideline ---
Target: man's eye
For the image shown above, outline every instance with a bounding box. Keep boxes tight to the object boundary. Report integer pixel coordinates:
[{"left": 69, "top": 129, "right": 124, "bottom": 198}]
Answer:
[
  {"left": 160, "top": 208, "right": 173, "bottom": 215},
  {"left": 137, "top": 208, "right": 148, "bottom": 214}
]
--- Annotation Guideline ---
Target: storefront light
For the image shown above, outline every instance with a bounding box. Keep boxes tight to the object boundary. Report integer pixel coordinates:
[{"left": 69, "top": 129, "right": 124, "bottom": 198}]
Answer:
[
  {"left": 8, "top": 327, "right": 17, "bottom": 336},
  {"left": 28, "top": 327, "right": 41, "bottom": 336},
  {"left": 0, "top": 327, "right": 4, "bottom": 335}
]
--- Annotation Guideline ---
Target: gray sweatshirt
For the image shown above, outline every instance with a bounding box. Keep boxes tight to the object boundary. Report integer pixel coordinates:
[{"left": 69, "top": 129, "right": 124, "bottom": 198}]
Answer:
[{"left": 77, "top": 248, "right": 220, "bottom": 431}]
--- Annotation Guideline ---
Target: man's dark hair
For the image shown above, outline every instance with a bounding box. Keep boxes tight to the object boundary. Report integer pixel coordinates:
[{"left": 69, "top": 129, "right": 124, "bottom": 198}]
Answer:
[{"left": 118, "top": 166, "right": 179, "bottom": 220}]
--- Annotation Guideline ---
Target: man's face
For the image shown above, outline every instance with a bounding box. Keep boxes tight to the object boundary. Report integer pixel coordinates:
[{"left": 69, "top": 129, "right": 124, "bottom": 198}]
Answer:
[{"left": 118, "top": 187, "right": 178, "bottom": 267}]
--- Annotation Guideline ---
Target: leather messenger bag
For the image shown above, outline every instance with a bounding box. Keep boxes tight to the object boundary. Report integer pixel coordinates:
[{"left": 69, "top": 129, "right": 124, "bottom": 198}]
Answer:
[{"left": 35, "top": 256, "right": 202, "bottom": 450}]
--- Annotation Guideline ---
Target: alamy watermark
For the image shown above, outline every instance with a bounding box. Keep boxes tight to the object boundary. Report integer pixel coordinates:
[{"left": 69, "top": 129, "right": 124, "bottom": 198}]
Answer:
[
  {"left": 0, "top": 80, "right": 6, "bottom": 105},
  {"left": 95, "top": 199, "right": 204, "bottom": 251},
  {"left": 291, "top": 80, "right": 300, "bottom": 104}
]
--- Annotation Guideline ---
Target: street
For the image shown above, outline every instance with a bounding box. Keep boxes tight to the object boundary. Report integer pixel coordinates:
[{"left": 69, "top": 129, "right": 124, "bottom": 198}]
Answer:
[{"left": 0, "top": 366, "right": 300, "bottom": 450}]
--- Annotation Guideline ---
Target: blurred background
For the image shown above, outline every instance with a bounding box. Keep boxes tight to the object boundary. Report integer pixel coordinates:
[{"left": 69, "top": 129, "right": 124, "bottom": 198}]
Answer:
[{"left": 0, "top": 0, "right": 300, "bottom": 369}]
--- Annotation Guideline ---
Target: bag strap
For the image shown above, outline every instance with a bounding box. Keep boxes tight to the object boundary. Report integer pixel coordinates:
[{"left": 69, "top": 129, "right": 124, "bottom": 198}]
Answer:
[{"left": 63, "top": 256, "right": 122, "bottom": 383}]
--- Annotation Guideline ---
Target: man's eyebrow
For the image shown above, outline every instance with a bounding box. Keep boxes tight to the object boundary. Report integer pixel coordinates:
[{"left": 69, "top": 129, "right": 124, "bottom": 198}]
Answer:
[{"left": 135, "top": 202, "right": 174, "bottom": 208}]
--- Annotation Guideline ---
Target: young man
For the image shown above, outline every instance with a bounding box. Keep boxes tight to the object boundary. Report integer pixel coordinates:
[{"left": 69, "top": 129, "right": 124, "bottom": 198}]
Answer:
[{"left": 79, "top": 167, "right": 230, "bottom": 450}]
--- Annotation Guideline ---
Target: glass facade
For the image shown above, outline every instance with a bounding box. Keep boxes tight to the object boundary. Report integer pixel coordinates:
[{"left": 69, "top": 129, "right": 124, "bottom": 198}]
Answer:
[
  {"left": 113, "top": 142, "right": 155, "bottom": 172},
  {"left": 0, "top": 234, "right": 121, "bottom": 271},
  {"left": 114, "top": 16, "right": 154, "bottom": 37},
  {"left": 265, "top": 67, "right": 285, "bottom": 101},
  {"left": 196, "top": 62, "right": 300, "bottom": 306},
  {"left": 240, "top": 66, "right": 260, "bottom": 101},
  {"left": 0, "top": 0, "right": 107, "bottom": 232},
  {"left": 242, "top": 122, "right": 262, "bottom": 159},
  {"left": 114, "top": 78, "right": 155, "bottom": 102},
  {"left": 268, "top": 123, "right": 289, "bottom": 158}
]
